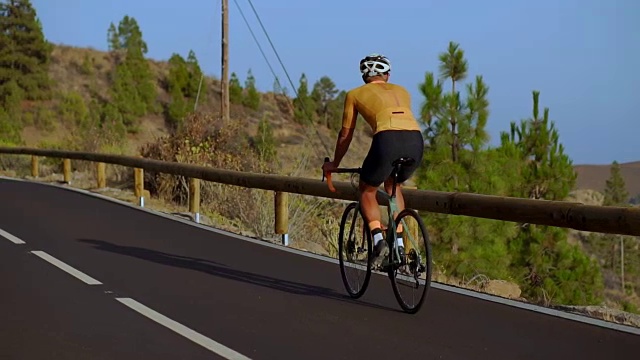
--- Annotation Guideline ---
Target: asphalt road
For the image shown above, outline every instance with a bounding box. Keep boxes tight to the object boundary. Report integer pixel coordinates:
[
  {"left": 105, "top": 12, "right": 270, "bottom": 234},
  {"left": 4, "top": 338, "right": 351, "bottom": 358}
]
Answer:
[{"left": 0, "top": 178, "right": 638, "bottom": 360}]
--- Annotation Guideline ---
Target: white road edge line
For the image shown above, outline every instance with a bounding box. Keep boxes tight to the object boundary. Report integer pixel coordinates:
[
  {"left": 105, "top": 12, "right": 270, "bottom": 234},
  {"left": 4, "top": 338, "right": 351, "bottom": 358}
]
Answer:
[
  {"left": 2, "top": 176, "right": 639, "bottom": 336},
  {"left": 30, "top": 250, "right": 102, "bottom": 285},
  {"left": 116, "top": 297, "right": 252, "bottom": 360},
  {"left": 0, "top": 227, "right": 26, "bottom": 244}
]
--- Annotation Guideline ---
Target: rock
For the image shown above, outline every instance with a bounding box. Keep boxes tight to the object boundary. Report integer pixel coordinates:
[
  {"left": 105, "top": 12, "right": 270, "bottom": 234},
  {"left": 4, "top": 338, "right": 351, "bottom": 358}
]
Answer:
[{"left": 483, "top": 280, "right": 522, "bottom": 299}]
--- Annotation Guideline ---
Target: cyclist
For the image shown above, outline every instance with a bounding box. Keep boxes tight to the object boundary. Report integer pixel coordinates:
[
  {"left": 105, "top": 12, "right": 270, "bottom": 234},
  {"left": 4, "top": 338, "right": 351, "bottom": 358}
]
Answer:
[{"left": 322, "top": 53, "right": 424, "bottom": 268}]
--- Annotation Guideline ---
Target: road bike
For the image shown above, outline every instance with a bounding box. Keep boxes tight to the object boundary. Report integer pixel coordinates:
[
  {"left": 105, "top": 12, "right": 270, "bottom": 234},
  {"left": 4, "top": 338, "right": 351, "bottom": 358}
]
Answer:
[{"left": 322, "top": 156, "right": 432, "bottom": 314}]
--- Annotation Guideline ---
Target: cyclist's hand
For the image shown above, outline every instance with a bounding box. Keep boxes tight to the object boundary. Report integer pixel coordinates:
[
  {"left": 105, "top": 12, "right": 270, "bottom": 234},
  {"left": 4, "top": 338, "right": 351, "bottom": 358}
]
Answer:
[{"left": 322, "top": 160, "right": 337, "bottom": 175}]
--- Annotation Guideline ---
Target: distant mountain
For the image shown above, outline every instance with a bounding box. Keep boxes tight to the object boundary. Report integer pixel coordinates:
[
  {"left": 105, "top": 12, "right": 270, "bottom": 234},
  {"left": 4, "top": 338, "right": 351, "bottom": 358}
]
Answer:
[{"left": 573, "top": 161, "right": 640, "bottom": 202}]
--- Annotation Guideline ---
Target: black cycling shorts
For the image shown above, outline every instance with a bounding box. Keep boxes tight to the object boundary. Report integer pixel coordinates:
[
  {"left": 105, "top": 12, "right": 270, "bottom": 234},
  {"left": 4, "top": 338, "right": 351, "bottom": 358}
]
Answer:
[{"left": 360, "top": 130, "right": 424, "bottom": 187}]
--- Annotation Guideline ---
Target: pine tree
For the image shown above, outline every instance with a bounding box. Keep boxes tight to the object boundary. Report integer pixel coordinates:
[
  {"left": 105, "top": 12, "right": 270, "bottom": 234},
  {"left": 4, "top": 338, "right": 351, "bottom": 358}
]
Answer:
[
  {"left": 0, "top": 0, "right": 52, "bottom": 105},
  {"left": 229, "top": 72, "right": 243, "bottom": 104},
  {"left": 167, "top": 85, "right": 188, "bottom": 128},
  {"left": 438, "top": 41, "right": 468, "bottom": 164},
  {"left": 293, "top": 73, "right": 316, "bottom": 124},
  {"left": 185, "top": 50, "right": 204, "bottom": 101},
  {"left": 242, "top": 69, "right": 260, "bottom": 110},
  {"left": 167, "top": 53, "right": 189, "bottom": 92},
  {"left": 310, "top": 76, "right": 339, "bottom": 128},
  {"left": 603, "top": 161, "right": 629, "bottom": 206},
  {"left": 416, "top": 41, "right": 489, "bottom": 193},
  {"left": 597, "top": 161, "right": 637, "bottom": 297},
  {"left": 272, "top": 78, "right": 287, "bottom": 96},
  {"left": 106, "top": 15, "right": 157, "bottom": 132},
  {"left": 106, "top": 21, "right": 126, "bottom": 65},
  {"left": 58, "top": 91, "right": 89, "bottom": 128},
  {"left": 116, "top": 16, "right": 148, "bottom": 54},
  {"left": 164, "top": 51, "right": 206, "bottom": 127},
  {"left": 164, "top": 53, "right": 188, "bottom": 127},
  {"left": 501, "top": 90, "right": 603, "bottom": 305},
  {"left": 110, "top": 64, "right": 143, "bottom": 128},
  {"left": 506, "top": 91, "right": 576, "bottom": 200},
  {"left": 414, "top": 42, "right": 515, "bottom": 281}
]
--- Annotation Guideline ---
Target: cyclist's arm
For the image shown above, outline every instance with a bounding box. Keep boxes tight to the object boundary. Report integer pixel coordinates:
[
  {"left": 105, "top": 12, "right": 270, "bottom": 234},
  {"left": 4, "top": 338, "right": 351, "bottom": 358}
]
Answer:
[{"left": 333, "top": 92, "right": 357, "bottom": 167}]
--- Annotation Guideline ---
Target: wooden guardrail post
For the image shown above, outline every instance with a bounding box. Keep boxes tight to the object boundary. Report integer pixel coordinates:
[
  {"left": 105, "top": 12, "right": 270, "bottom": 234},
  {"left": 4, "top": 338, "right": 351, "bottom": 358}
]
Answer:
[
  {"left": 63, "top": 159, "right": 71, "bottom": 184},
  {"left": 30, "top": 155, "right": 38, "bottom": 178},
  {"left": 275, "top": 191, "right": 288, "bottom": 246},
  {"left": 96, "top": 162, "right": 106, "bottom": 189},
  {"left": 189, "top": 178, "right": 201, "bottom": 223},
  {"left": 134, "top": 168, "right": 144, "bottom": 207}
]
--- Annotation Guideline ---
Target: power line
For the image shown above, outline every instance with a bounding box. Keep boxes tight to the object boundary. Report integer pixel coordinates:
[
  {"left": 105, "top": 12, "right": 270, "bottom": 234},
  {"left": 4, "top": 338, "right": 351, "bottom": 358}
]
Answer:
[
  {"left": 231, "top": 0, "right": 330, "bottom": 160},
  {"left": 244, "top": 0, "right": 332, "bottom": 156},
  {"left": 245, "top": 0, "right": 299, "bottom": 100},
  {"left": 231, "top": 0, "right": 281, "bottom": 89}
]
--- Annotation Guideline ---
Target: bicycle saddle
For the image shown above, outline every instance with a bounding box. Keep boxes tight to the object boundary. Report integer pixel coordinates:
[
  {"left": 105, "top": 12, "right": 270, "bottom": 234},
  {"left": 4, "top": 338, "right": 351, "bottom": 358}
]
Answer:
[{"left": 392, "top": 157, "right": 415, "bottom": 168}]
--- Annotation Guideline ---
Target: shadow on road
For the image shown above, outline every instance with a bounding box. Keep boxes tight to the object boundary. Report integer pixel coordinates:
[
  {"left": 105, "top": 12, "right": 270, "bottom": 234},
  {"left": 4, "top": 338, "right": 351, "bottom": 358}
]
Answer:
[{"left": 78, "top": 238, "right": 396, "bottom": 312}]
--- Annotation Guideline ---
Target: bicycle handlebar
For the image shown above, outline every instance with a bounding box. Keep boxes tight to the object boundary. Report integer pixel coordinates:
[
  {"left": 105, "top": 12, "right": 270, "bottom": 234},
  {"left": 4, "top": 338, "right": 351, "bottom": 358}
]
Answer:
[{"left": 322, "top": 156, "right": 361, "bottom": 193}]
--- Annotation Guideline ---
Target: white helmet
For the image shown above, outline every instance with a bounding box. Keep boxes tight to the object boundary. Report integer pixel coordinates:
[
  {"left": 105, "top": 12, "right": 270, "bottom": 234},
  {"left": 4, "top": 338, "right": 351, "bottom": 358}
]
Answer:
[{"left": 359, "top": 53, "right": 391, "bottom": 77}]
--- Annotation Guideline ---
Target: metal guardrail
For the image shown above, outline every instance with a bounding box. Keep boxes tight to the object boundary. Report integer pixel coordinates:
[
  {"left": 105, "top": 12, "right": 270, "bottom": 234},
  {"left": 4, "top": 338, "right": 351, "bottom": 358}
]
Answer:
[{"left": 0, "top": 146, "right": 638, "bottom": 238}]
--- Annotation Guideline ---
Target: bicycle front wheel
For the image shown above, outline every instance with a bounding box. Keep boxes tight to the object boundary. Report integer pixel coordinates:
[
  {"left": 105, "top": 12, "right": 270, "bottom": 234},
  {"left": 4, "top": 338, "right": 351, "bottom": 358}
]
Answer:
[
  {"left": 388, "top": 208, "right": 433, "bottom": 314},
  {"left": 338, "top": 202, "right": 372, "bottom": 298}
]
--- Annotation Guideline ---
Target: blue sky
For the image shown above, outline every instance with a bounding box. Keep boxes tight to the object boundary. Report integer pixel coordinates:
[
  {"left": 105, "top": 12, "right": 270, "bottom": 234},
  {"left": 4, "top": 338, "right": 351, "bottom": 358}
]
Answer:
[{"left": 31, "top": 0, "right": 638, "bottom": 165}]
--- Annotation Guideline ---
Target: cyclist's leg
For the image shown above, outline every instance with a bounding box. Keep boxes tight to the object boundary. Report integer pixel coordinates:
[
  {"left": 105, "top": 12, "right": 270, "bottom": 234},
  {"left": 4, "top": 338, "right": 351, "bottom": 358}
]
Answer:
[
  {"left": 359, "top": 131, "right": 387, "bottom": 232},
  {"left": 359, "top": 179, "right": 388, "bottom": 266},
  {"left": 385, "top": 130, "right": 424, "bottom": 253},
  {"left": 359, "top": 180, "right": 382, "bottom": 232},
  {"left": 359, "top": 132, "right": 393, "bottom": 265}
]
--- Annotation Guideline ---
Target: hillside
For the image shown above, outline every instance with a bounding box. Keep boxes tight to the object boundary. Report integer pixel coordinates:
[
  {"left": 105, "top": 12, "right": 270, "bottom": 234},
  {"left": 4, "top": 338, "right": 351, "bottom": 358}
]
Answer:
[
  {"left": 573, "top": 161, "right": 640, "bottom": 202},
  {"left": 20, "top": 44, "right": 372, "bottom": 177},
  {"left": 17, "top": 44, "right": 638, "bottom": 196}
]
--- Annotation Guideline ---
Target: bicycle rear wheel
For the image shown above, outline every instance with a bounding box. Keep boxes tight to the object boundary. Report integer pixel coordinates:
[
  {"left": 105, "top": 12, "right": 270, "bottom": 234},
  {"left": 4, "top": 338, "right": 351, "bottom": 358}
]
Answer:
[
  {"left": 338, "top": 202, "right": 372, "bottom": 298},
  {"left": 388, "top": 208, "right": 432, "bottom": 314}
]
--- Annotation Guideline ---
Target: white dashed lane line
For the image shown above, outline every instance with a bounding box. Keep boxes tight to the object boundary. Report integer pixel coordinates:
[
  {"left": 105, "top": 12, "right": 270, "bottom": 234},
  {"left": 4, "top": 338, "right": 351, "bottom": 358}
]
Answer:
[
  {"left": 30, "top": 250, "right": 103, "bottom": 285},
  {"left": 0, "top": 226, "right": 253, "bottom": 359},
  {"left": 116, "top": 298, "right": 252, "bottom": 360},
  {"left": 0, "top": 227, "right": 26, "bottom": 244}
]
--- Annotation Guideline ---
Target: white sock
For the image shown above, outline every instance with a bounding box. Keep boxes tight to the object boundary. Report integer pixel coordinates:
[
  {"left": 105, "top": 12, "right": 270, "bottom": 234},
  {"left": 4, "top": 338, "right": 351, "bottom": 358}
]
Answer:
[
  {"left": 397, "top": 236, "right": 404, "bottom": 247},
  {"left": 373, "top": 231, "right": 384, "bottom": 246}
]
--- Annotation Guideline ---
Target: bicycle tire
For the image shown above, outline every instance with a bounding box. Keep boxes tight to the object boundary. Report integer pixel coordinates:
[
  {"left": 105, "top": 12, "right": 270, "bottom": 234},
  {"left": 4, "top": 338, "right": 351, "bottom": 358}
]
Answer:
[
  {"left": 388, "top": 208, "right": 433, "bottom": 314},
  {"left": 338, "top": 202, "right": 372, "bottom": 298}
]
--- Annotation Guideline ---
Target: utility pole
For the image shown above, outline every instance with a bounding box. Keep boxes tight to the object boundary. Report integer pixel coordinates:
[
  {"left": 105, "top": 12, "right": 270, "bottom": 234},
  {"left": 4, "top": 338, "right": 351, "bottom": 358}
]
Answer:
[{"left": 221, "top": 0, "right": 230, "bottom": 124}]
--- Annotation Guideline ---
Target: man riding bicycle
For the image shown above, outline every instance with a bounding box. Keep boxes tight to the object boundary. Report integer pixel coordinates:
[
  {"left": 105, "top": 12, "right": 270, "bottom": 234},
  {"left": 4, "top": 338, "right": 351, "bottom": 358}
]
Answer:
[{"left": 322, "top": 53, "right": 424, "bottom": 268}]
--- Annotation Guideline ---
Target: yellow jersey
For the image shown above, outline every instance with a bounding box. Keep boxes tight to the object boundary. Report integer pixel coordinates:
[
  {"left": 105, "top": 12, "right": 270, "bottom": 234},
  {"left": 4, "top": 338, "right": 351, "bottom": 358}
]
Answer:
[{"left": 341, "top": 82, "right": 421, "bottom": 134}]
